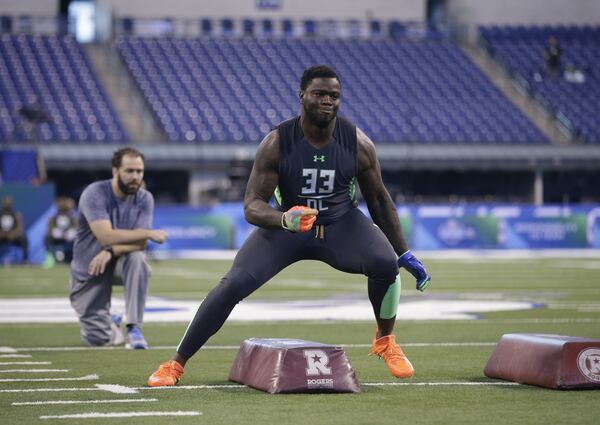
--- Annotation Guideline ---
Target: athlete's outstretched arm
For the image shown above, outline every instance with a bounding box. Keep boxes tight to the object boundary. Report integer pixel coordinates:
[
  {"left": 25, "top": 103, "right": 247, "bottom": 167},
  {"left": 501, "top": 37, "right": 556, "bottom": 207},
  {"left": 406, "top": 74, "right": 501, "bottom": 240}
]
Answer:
[
  {"left": 357, "top": 128, "right": 431, "bottom": 291},
  {"left": 243, "top": 130, "right": 284, "bottom": 229},
  {"left": 356, "top": 128, "right": 409, "bottom": 255}
]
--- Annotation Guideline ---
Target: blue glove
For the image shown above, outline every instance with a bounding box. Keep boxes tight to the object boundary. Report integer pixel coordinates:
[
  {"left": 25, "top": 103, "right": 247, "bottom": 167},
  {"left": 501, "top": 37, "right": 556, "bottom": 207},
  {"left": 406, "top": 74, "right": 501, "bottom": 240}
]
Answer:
[{"left": 398, "top": 250, "right": 431, "bottom": 292}]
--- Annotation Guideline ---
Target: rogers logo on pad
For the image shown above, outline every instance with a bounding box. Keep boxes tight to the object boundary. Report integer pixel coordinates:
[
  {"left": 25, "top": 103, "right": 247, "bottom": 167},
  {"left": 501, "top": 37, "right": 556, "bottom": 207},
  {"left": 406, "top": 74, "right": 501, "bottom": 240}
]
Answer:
[{"left": 577, "top": 348, "right": 600, "bottom": 382}]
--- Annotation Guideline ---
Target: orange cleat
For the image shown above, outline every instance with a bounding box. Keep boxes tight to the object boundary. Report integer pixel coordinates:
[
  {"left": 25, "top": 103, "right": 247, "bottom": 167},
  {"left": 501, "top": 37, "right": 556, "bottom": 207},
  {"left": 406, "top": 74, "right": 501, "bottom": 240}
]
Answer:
[
  {"left": 147, "top": 360, "right": 184, "bottom": 387},
  {"left": 370, "top": 334, "right": 415, "bottom": 378}
]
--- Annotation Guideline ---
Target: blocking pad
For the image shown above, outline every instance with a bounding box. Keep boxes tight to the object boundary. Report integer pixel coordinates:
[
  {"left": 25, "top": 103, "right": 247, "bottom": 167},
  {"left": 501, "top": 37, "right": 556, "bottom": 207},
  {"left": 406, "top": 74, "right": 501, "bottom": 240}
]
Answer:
[
  {"left": 484, "top": 333, "right": 600, "bottom": 389},
  {"left": 229, "top": 338, "right": 360, "bottom": 393}
]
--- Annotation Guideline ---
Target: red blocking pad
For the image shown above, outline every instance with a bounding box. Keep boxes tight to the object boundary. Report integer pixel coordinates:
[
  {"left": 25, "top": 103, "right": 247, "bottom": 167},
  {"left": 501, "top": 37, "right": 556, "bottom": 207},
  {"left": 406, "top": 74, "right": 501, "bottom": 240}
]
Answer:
[
  {"left": 484, "top": 333, "right": 600, "bottom": 389},
  {"left": 229, "top": 338, "right": 360, "bottom": 393}
]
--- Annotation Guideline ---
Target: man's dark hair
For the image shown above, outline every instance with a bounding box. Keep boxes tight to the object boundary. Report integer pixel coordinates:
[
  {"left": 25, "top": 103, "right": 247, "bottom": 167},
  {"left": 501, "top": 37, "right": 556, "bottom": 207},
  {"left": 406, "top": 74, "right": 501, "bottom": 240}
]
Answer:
[
  {"left": 300, "top": 65, "right": 341, "bottom": 91},
  {"left": 112, "top": 147, "right": 145, "bottom": 168}
]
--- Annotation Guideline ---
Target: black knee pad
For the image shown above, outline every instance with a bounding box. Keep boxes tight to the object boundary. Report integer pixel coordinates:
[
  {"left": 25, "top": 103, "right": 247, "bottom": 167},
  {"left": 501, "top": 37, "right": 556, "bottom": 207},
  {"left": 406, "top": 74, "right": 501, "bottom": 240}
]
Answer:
[{"left": 365, "top": 254, "right": 398, "bottom": 286}]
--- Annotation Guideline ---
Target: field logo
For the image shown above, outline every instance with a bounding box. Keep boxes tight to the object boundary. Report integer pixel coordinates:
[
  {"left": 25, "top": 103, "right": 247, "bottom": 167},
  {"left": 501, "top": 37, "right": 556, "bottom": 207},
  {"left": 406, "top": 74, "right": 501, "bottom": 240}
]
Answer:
[
  {"left": 304, "top": 349, "right": 332, "bottom": 375},
  {"left": 576, "top": 348, "right": 600, "bottom": 382}
]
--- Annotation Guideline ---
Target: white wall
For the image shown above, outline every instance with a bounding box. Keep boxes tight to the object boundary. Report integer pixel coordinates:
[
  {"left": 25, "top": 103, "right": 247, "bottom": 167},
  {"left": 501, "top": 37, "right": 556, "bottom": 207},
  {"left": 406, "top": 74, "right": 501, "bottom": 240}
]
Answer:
[
  {"left": 0, "top": 0, "right": 57, "bottom": 16},
  {"left": 100, "top": 0, "right": 426, "bottom": 21},
  {"left": 447, "top": 0, "right": 600, "bottom": 26},
  {"left": 446, "top": 0, "right": 600, "bottom": 42}
]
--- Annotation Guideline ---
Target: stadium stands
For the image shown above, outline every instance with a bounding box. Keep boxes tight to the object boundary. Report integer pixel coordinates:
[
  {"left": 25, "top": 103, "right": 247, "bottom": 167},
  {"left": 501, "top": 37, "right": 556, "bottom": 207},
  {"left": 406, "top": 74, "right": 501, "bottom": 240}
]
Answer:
[
  {"left": 0, "top": 17, "right": 563, "bottom": 147},
  {"left": 480, "top": 25, "right": 600, "bottom": 144},
  {"left": 117, "top": 36, "right": 548, "bottom": 144},
  {"left": 0, "top": 34, "right": 126, "bottom": 143}
]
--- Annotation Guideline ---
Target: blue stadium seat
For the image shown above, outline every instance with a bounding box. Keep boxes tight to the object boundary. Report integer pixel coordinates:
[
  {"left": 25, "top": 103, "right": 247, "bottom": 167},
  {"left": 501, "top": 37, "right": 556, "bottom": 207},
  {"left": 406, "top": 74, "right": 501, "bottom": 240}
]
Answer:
[
  {"left": 116, "top": 36, "right": 547, "bottom": 145},
  {"left": 303, "top": 20, "right": 317, "bottom": 37},
  {"left": 221, "top": 19, "right": 235, "bottom": 37},
  {"left": 242, "top": 19, "right": 255, "bottom": 36},
  {"left": 261, "top": 19, "right": 274, "bottom": 37},
  {"left": 282, "top": 19, "right": 294, "bottom": 37},
  {"left": 200, "top": 18, "right": 213, "bottom": 36},
  {"left": 370, "top": 20, "right": 383, "bottom": 38}
]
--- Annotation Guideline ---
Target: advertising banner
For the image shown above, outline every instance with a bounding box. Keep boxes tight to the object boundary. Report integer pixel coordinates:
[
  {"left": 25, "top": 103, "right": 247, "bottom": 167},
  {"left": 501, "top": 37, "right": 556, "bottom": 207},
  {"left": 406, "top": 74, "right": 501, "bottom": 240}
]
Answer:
[
  {"left": 503, "top": 215, "right": 588, "bottom": 248},
  {"left": 151, "top": 206, "right": 234, "bottom": 251},
  {"left": 414, "top": 216, "right": 500, "bottom": 249},
  {"left": 113, "top": 203, "right": 600, "bottom": 251},
  {"left": 145, "top": 203, "right": 600, "bottom": 253}
]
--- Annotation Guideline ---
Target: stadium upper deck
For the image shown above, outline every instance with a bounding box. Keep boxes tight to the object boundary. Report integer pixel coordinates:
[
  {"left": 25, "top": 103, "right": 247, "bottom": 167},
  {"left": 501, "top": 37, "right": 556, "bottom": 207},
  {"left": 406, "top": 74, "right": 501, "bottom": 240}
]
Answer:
[
  {"left": 0, "top": 17, "right": 599, "bottom": 175},
  {"left": 480, "top": 25, "right": 600, "bottom": 144}
]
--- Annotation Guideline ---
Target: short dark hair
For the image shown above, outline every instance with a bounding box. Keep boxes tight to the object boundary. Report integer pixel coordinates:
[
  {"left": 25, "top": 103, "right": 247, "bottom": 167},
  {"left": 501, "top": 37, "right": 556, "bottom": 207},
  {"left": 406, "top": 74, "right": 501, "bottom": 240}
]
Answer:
[
  {"left": 112, "top": 147, "right": 145, "bottom": 168},
  {"left": 300, "top": 65, "right": 341, "bottom": 91}
]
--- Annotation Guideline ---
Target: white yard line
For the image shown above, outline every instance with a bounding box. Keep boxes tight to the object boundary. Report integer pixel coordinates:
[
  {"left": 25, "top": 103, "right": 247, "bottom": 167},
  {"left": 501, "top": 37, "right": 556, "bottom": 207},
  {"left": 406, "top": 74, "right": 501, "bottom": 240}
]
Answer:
[
  {"left": 95, "top": 384, "right": 139, "bottom": 394},
  {"left": 1, "top": 384, "right": 137, "bottom": 394},
  {"left": 40, "top": 411, "right": 202, "bottom": 419},
  {"left": 0, "top": 369, "right": 68, "bottom": 373},
  {"left": 0, "top": 380, "right": 521, "bottom": 395},
  {"left": 0, "top": 374, "right": 98, "bottom": 383},
  {"left": 141, "top": 381, "right": 519, "bottom": 391},
  {"left": 0, "top": 347, "right": 17, "bottom": 353},
  {"left": 8, "top": 341, "right": 498, "bottom": 353},
  {"left": 0, "top": 361, "right": 50, "bottom": 365},
  {"left": 13, "top": 398, "right": 157, "bottom": 406},
  {"left": 0, "top": 354, "right": 31, "bottom": 358}
]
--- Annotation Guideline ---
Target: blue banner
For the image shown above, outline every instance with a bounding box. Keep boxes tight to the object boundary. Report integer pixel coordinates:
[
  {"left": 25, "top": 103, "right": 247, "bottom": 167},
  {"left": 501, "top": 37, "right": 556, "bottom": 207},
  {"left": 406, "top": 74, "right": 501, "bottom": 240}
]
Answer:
[
  {"left": 7, "top": 200, "right": 599, "bottom": 264},
  {"left": 149, "top": 203, "right": 600, "bottom": 251}
]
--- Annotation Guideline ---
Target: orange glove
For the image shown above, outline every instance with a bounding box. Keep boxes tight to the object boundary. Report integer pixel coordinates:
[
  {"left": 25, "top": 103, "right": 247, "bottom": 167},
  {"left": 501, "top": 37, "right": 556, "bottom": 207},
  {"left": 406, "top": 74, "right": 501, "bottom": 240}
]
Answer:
[{"left": 281, "top": 206, "right": 318, "bottom": 232}]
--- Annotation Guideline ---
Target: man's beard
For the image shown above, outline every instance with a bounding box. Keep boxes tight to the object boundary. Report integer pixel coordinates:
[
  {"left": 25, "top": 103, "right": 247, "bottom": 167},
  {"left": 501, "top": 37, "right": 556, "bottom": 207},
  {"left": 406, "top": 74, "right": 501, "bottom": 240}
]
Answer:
[
  {"left": 117, "top": 175, "right": 141, "bottom": 195},
  {"left": 305, "top": 105, "right": 336, "bottom": 129}
]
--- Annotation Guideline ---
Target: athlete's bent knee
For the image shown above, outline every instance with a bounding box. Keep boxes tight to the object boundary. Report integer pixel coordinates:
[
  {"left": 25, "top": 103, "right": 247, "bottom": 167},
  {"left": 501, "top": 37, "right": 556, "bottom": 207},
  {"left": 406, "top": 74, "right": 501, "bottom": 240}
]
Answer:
[{"left": 366, "top": 253, "right": 398, "bottom": 285}]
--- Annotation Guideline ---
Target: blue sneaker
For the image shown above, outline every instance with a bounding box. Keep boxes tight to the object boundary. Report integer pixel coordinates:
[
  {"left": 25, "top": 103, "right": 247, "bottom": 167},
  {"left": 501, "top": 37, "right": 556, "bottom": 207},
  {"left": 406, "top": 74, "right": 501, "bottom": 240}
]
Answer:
[
  {"left": 110, "top": 314, "right": 125, "bottom": 346},
  {"left": 126, "top": 326, "right": 148, "bottom": 349}
]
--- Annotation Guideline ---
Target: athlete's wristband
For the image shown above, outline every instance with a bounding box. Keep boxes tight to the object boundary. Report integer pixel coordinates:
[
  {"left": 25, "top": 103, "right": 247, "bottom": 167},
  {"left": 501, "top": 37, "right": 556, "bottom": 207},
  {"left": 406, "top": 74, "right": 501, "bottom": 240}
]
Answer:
[{"left": 281, "top": 213, "right": 291, "bottom": 231}]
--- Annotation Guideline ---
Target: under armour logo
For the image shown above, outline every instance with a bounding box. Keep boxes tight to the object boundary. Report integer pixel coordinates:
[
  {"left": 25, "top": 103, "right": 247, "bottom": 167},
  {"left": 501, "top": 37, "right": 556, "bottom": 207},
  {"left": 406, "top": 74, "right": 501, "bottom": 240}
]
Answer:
[
  {"left": 304, "top": 349, "right": 332, "bottom": 375},
  {"left": 313, "top": 155, "right": 326, "bottom": 163}
]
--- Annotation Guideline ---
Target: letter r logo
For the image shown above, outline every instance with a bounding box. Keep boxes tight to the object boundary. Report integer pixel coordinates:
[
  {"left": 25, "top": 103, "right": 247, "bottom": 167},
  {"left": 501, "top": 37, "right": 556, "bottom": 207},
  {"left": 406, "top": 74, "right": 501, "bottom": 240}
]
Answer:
[{"left": 303, "top": 349, "right": 332, "bottom": 376}]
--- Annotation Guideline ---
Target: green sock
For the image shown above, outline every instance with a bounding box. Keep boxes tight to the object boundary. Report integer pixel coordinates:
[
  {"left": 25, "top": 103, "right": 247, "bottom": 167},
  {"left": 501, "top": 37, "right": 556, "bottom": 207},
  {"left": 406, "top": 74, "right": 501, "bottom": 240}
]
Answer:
[{"left": 379, "top": 275, "right": 401, "bottom": 319}]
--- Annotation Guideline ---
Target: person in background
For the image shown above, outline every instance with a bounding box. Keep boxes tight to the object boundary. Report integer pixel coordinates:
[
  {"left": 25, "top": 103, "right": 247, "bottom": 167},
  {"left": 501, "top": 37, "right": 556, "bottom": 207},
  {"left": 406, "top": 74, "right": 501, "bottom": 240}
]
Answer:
[
  {"left": 0, "top": 196, "right": 29, "bottom": 264},
  {"left": 44, "top": 197, "right": 78, "bottom": 267},
  {"left": 69, "top": 147, "right": 167, "bottom": 349},
  {"left": 544, "top": 36, "right": 562, "bottom": 78},
  {"left": 17, "top": 96, "right": 51, "bottom": 142}
]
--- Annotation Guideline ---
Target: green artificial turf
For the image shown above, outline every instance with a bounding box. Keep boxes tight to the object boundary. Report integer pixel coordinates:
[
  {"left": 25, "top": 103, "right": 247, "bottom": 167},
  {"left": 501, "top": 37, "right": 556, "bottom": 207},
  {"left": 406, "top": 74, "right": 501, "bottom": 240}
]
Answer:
[{"left": 0, "top": 258, "right": 599, "bottom": 424}]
